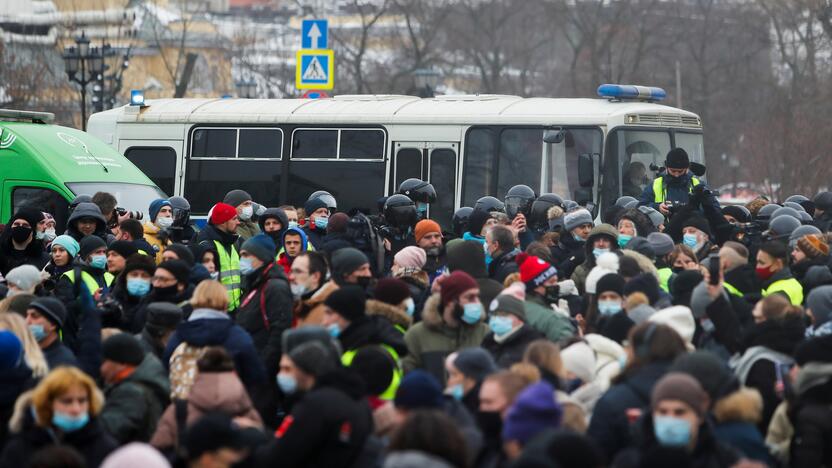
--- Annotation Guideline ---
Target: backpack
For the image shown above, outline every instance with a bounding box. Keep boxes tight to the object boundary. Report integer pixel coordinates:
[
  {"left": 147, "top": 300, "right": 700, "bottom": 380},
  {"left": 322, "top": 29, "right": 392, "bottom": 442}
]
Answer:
[
  {"left": 168, "top": 342, "right": 207, "bottom": 400},
  {"left": 346, "top": 212, "right": 385, "bottom": 274}
]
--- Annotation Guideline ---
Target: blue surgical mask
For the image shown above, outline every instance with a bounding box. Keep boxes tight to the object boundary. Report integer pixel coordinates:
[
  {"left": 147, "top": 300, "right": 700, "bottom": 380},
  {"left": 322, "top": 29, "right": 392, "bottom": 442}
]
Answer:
[
  {"left": 489, "top": 315, "right": 514, "bottom": 336},
  {"left": 682, "top": 233, "right": 698, "bottom": 249},
  {"left": 449, "top": 383, "right": 464, "bottom": 401},
  {"left": 653, "top": 415, "right": 692, "bottom": 447},
  {"left": 276, "top": 373, "right": 297, "bottom": 394},
  {"left": 618, "top": 354, "right": 628, "bottom": 370},
  {"left": 404, "top": 298, "right": 415, "bottom": 317},
  {"left": 593, "top": 248, "right": 610, "bottom": 258},
  {"left": 239, "top": 257, "right": 255, "bottom": 275},
  {"left": 461, "top": 303, "right": 483, "bottom": 324},
  {"left": 618, "top": 235, "right": 632, "bottom": 248},
  {"left": 417, "top": 202, "right": 428, "bottom": 214},
  {"left": 126, "top": 278, "right": 151, "bottom": 297},
  {"left": 598, "top": 300, "right": 622, "bottom": 316},
  {"left": 288, "top": 221, "right": 299, "bottom": 229},
  {"left": 29, "top": 324, "right": 47, "bottom": 342},
  {"left": 573, "top": 234, "right": 585, "bottom": 243},
  {"left": 314, "top": 216, "right": 328, "bottom": 230},
  {"left": 90, "top": 254, "right": 106, "bottom": 270},
  {"left": 327, "top": 323, "right": 341, "bottom": 338},
  {"left": 52, "top": 411, "right": 89, "bottom": 432}
]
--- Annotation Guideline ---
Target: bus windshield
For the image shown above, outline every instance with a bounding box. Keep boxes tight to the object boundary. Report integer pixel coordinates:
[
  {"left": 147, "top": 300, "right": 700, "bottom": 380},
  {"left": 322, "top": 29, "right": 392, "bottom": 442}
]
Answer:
[
  {"left": 616, "top": 130, "right": 705, "bottom": 199},
  {"left": 67, "top": 182, "right": 167, "bottom": 214}
]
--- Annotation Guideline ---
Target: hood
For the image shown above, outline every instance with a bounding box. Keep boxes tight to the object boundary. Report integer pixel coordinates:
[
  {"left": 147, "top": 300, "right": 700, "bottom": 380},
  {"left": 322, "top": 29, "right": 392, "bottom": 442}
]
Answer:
[
  {"left": 143, "top": 221, "right": 161, "bottom": 235},
  {"left": 258, "top": 208, "right": 289, "bottom": 233},
  {"left": 420, "top": 293, "right": 447, "bottom": 330},
  {"left": 583, "top": 223, "right": 619, "bottom": 257},
  {"left": 66, "top": 202, "right": 108, "bottom": 239},
  {"left": 740, "top": 316, "right": 805, "bottom": 355},
  {"left": 176, "top": 311, "right": 234, "bottom": 346},
  {"left": 366, "top": 299, "right": 412, "bottom": 329},
  {"left": 282, "top": 226, "right": 309, "bottom": 255},
  {"left": 124, "top": 354, "right": 170, "bottom": 401},
  {"left": 620, "top": 250, "right": 659, "bottom": 279},
  {"left": 315, "top": 366, "right": 368, "bottom": 400},
  {"left": 446, "top": 239, "right": 488, "bottom": 278},
  {"left": 617, "top": 208, "right": 657, "bottom": 237},
  {"left": 713, "top": 387, "right": 763, "bottom": 424},
  {"left": 188, "top": 371, "right": 256, "bottom": 416}
]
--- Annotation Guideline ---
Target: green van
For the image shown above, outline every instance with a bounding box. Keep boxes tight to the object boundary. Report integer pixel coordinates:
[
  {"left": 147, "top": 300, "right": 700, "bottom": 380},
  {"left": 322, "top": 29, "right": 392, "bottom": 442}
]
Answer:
[{"left": 0, "top": 109, "right": 165, "bottom": 229}]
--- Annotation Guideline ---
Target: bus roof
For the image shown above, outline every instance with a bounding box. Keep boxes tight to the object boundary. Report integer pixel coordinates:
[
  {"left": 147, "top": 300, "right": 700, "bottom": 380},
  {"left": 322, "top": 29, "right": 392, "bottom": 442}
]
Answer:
[{"left": 90, "top": 95, "right": 702, "bottom": 128}]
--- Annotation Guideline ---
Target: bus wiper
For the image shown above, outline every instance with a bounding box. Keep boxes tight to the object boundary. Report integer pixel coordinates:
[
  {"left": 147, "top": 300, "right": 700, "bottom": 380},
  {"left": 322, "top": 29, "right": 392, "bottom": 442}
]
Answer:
[{"left": 80, "top": 142, "right": 109, "bottom": 173}]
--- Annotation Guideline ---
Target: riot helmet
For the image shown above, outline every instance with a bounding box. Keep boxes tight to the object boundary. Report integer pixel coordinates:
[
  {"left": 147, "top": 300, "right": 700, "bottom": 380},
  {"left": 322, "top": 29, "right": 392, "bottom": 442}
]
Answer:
[
  {"left": 452, "top": 207, "right": 474, "bottom": 238},
  {"left": 384, "top": 194, "right": 418, "bottom": 229},
  {"left": 474, "top": 196, "right": 505, "bottom": 214},
  {"left": 504, "top": 185, "right": 536, "bottom": 219}
]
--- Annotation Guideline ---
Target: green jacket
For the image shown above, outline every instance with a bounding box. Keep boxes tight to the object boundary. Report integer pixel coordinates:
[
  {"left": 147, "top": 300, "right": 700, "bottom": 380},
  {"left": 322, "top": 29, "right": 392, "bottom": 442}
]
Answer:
[
  {"left": 236, "top": 220, "right": 261, "bottom": 241},
  {"left": 524, "top": 293, "right": 576, "bottom": 344},
  {"left": 403, "top": 293, "right": 488, "bottom": 385},
  {"left": 99, "top": 354, "right": 170, "bottom": 443}
]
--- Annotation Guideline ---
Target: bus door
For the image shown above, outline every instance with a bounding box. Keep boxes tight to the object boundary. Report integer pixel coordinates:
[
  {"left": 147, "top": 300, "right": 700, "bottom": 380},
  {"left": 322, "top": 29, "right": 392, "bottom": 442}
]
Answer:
[
  {"left": 118, "top": 140, "right": 183, "bottom": 197},
  {"left": 392, "top": 141, "right": 459, "bottom": 229}
]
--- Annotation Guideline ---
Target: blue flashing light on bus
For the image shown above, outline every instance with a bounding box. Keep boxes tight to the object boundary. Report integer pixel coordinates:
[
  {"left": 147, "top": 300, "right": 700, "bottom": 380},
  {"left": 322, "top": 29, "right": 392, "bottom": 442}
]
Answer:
[
  {"left": 130, "top": 90, "right": 145, "bottom": 106},
  {"left": 597, "top": 84, "right": 666, "bottom": 102}
]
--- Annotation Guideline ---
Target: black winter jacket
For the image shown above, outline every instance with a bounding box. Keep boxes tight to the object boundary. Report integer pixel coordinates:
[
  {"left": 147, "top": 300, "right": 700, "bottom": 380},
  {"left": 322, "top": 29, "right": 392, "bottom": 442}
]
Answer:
[
  {"left": 337, "top": 315, "right": 408, "bottom": 357},
  {"left": 0, "top": 417, "right": 118, "bottom": 468},
  {"left": 487, "top": 249, "right": 519, "bottom": 285},
  {"left": 99, "top": 354, "right": 170, "bottom": 443},
  {"left": 481, "top": 324, "right": 543, "bottom": 368}
]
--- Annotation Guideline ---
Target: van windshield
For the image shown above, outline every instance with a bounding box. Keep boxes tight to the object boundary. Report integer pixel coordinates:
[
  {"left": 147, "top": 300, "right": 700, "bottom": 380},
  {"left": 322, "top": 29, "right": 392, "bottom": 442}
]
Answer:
[{"left": 66, "top": 183, "right": 167, "bottom": 214}]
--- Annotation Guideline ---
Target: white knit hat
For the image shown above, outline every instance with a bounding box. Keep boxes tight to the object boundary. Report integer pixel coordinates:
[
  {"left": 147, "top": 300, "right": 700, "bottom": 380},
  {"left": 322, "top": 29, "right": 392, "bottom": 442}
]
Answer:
[
  {"left": 561, "top": 341, "right": 596, "bottom": 383},
  {"left": 648, "top": 306, "right": 696, "bottom": 350},
  {"left": 584, "top": 252, "right": 619, "bottom": 294}
]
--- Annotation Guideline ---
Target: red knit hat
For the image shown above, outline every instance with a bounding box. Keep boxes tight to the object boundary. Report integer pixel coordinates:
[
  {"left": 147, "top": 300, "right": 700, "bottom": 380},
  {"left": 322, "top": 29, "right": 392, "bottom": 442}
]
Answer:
[
  {"left": 209, "top": 203, "right": 238, "bottom": 225},
  {"left": 517, "top": 253, "right": 558, "bottom": 287},
  {"left": 439, "top": 270, "right": 479, "bottom": 307}
]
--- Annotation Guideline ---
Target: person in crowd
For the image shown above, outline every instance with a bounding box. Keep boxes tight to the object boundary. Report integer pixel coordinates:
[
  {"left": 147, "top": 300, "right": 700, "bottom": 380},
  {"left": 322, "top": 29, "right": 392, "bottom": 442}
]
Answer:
[
  {"left": 720, "top": 241, "right": 760, "bottom": 298},
  {"left": 302, "top": 196, "right": 330, "bottom": 250},
  {"left": 616, "top": 208, "right": 656, "bottom": 247},
  {"left": 92, "top": 191, "right": 119, "bottom": 230},
  {"left": 0, "top": 208, "right": 50, "bottom": 275},
  {"left": 105, "top": 240, "right": 138, "bottom": 278},
  {"left": 320, "top": 212, "right": 353, "bottom": 255},
  {"left": 550, "top": 208, "right": 594, "bottom": 279},
  {"left": 515, "top": 253, "right": 575, "bottom": 342},
  {"left": 277, "top": 227, "right": 310, "bottom": 274},
  {"left": 164, "top": 280, "right": 266, "bottom": 393},
  {"left": 572, "top": 224, "right": 619, "bottom": 294},
  {"left": 477, "top": 369, "right": 535, "bottom": 466},
  {"left": 258, "top": 207, "right": 289, "bottom": 248},
  {"left": 415, "top": 219, "right": 446, "bottom": 282},
  {"left": 143, "top": 199, "right": 173, "bottom": 264},
  {"left": 0, "top": 330, "right": 35, "bottom": 445},
  {"left": 298, "top": 247, "right": 371, "bottom": 326},
  {"left": 445, "top": 347, "right": 498, "bottom": 416},
  {"left": 36, "top": 212, "right": 57, "bottom": 247},
  {"left": 136, "top": 302, "right": 183, "bottom": 360},
  {"left": 806, "top": 285, "right": 832, "bottom": 337},
  {"left": 446, "top": 239, "right": 503, "bottom": 308},
  {"left": 0, "top": 366, "right": 118, "bottom": 467},
  {"left": 646, "top": 232, "right": 675, "bottom": 292},
  {"left": 792, "top": 233, "right": 830, "bottom": 283},
  {"left": 116, "top": 218, "right": 156, "bottom": 256},
  {"left": 486, "top": 225, "right": 520, "bottom": 284},
  {"left": 131, "top": 259, "right": 193, "bottom": 334},
  {"left": 501, "top": 381, "right": 562, "bottom": 461},
  {"left": 560, "top": 339, "right": 606, "bottom": 413},
  {"left": 813, "top": 191, "right": 832, "bottom": 232},
  {"left": 223, "top": 189, "right": 260, "bottom": 240},
  {"left": 639, "top": 148, "right": 719, "bottom": 212},
  {"left": 669, "top": 244, "right": 700, "bottom": 272},
  {"left": 151, "top": 347, "right": 263, "bottom": 453},
  {"left": 5, "top": 264, "right": 43, "bottom": 297},
  {"left": 785, "top": 334, "right": 832, "bottom": 466},
  {"left": 587, "top": 322, "right": 687, "bottom": 460},
  {"left": 99, "top": 333, "right": 169, "bottom": 443},
  {"left": 104, "top": 254, "right": 155, "bottom": 332},
  {"left": 44, "top": 235, "right": 79, "bottom": 288},
  {"left": 613, "top": 372, "right": 741, "bottom": 467},
  {"left": 681, "top": 215, "right": 716, "bottom": 261},
  {"left": 279, "top": 205, "right": 300, "bottom": 227},
  {"left": 0, "top": 312, "right": 49, "bottom": 379},
  {"left": 391, "top": 246, "right": 431, "bottom": 318},
  {"left": 482, "top": 294, "right": 543, "bottom": 368},
  {"left": 367, "top": 277, "right": 415, "bottom": 333},
  {"left": 261, "top": 340, "right": 371, "bottom": 467},
  {"left": 462, "top": 207, "right": 499, "bottom": 247},
  {"left": 756, "top": 240, "right": 804, "bottom": 305},
  {"left": 65, "top": 202, "right": 110, "bottom": 243},
  {"left": 403, "top": 270, "right": 489, "bottom": 384},
  {"left": 289, "top": 250, "right": 327, "bottom": 315},
  {"left": 25, "top": 297, "right": 77, "bottom": 369},
  {"left": 162, "top": 243, "right": 210, "bottom": 286},
  {"left": 585, "top": 272, "right": 633, "bottom": 343},
  {"left": 183, "top": 412, "right": 259, "bottom": 468},
  {"left": 236, "top": 233, "right": 292, "bottom": 375},
  {"left": 197, "top": 202, "right": 242, "bottom": 314},
  {"left": 384, "top": 410, "right": 470, "bottom": 468}
]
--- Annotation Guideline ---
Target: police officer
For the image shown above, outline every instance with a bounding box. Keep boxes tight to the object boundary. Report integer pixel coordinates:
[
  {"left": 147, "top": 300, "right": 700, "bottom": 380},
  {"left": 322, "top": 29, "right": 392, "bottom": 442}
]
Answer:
[
  {"left": 638, "top": 148, "right": 719, "bottom": 214},
  {"left": 398, "top": 178, "right": 436, "bottom": 220}
]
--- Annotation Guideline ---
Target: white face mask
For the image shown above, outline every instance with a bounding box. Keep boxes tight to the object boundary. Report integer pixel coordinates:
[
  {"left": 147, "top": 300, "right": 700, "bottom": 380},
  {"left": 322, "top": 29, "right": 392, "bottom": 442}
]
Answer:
[
  {"left": 156, "top": 216, "right": 174, "bottom": 229},
  {"left": 239, "top": 206, "right": 254, "bottom": 221},
  {"left": 42, "top": 228, "right": 57, "bottom": 242}
]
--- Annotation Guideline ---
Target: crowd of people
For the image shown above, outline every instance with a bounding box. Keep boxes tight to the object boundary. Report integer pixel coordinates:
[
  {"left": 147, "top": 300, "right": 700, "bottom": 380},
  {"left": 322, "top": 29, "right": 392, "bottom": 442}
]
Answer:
[{"left": 1, "top": 147, "right": 832, "bottom": 468}]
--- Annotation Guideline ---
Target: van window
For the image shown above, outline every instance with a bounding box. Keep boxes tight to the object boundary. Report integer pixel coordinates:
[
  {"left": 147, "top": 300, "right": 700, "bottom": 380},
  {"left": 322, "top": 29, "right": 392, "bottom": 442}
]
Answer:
[
  {"left": 191, "top": 128, "right": 237, "bottom": 158},
  {"left": 429, "top": 149, "right": 456, "bottom": 230},
  {"left": 497, "top": 128, "right": 542, "bottom": 199},
  {"left": 340, "top": 130, "right": 385, "bottom": 159},
  {"left": 12, "top": 187, "right": 69, "bottom": 230},
  {"left": 238, "top": 129, "right": 283, "bottom": 159},
  {"left": 462, "top": 128, "right": 497, "bottom": 206},
  {"left": 185, "top": 159, "right": 281, "bottom": 213},
  {"left": 292, "top": 130, "right": 338, "bottom": 159},
  {"left": 124, "top": 147, "right": 177, "bottom": 196},
  {"left": 66, "top": 183, "right": 167, "bottom": 215},
  {"left": 288, "top": 161, "right": 384, "bottom": 214}
]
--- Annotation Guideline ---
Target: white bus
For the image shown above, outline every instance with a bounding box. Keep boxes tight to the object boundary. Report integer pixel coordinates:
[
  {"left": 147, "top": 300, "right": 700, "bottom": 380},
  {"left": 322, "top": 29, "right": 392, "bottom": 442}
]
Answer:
[{"left": 87, "top": 86, "right": 704, "bottom": 228}]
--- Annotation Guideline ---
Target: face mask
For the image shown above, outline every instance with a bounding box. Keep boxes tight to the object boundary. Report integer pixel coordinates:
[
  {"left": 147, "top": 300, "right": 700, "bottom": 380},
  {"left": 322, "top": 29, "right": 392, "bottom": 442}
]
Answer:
[
  {"left": 156, "top": 216, "right": 174, "bottom": 229},
  {"left": 672, "top": 266, "right": 685, "bottom": 274},
  {"left": 448, "top": 383, "right": 464, "bottom": 401},
  {"left": 276, "top": 373, "right": 297, "bottom": 394},
  {"left": 593, "top": 248, "right": 610, "bottom": 258},
  {"left": 572, "top": 233, "right": 585, "bottom": 243},
  {"left": 239, "top": 206, "right": 253, "bottom": 221},
  {"left": 653, "top": 415, "right": 692, "bottom": 447},
  {"left": 356, "top": 276, "right": 372, "bottom": 290},
  {"left": 52, "top": 411, "right": 89, "bottom": 432},
  {"left": 598, "top": 300, "right": 622, "bottom": 316},
  {"left": 618, "top": 235, "right": 632, "bottom": 248},
  {"left": 90, "top": 254, "right": 107, "bottom": 270},
  {"left": 291, "top": 283, "right": 308, "bottom": 298},
  {"left": 288, "top": 221, "right": 299, "bottom": 229},
  {"left": 327, "top": 323, "right": 341, "bottom": 338},
  {"left": 489, "top": 315, "right": 514, "bottom": 336},
  {"left": 11, "top": 226, "right": 32, "bottom": 243},
  {"left": 417, "top": 202, "right": 428, "bottom": 215},
  {"left": 126, "top": 278, "right": 151, "bottom": 297},
  {"left": 42, "top": 228, "right": 56, "bottom": 242},
  {"left": 460, "top": 303, "right": 483, "bottom": 325},
  {"left": 29, "top": 324, "right": 47, "bottom": 341},
  {"left": 209, "top": 271, "right": 220, "bottom": 280},
  {"left": 543, "top": 285, "right": 560, "bottom": 304},
  {"left": 314, "top": 216, "right": 328, "bottom": 230},
  {"left": 756, "top": 265, "right": 775, "bottom": 281},
  {"left": 682, "top": 233, "right": 698, "bottom": 249},
  {"left": 404, "top": 298, "right": 415, "bottom": 317},
  {"left": 152, "top": 284, "right": 179, "bottom": 300},
  {"left": 239, "top": 257, "right": 255, "bottom": 275}
]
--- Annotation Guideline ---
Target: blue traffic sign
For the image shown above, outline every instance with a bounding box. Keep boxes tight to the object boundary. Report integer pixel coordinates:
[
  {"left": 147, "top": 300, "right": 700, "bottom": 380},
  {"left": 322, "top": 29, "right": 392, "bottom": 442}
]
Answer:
[
  {"left": 296, "top": 49, "right": 334, "bottom": 89},
  {"left": 301, "top": 19, "right": 328, "bottom": 49}
]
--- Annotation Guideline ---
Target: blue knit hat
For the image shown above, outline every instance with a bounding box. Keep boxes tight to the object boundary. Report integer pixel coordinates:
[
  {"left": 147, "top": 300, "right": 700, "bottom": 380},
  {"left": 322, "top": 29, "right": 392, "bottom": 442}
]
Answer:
[
  {"left": 51, "top": 235, "right": 80, "bottom": 258},
  {"left": 148, "top": 198, "right": 172, "bottom": 222},
  {"left": 394, "top": 370, "right": 444, "bottom": 409},
  {"left": 0, "top": 330, "right": 22, "bottom": 371},
  {"left": 241, "top": 234, "right": 277, "bottom": 263},
  {"left": 502, "top": 381, "right": 562, "bottom": 444}
]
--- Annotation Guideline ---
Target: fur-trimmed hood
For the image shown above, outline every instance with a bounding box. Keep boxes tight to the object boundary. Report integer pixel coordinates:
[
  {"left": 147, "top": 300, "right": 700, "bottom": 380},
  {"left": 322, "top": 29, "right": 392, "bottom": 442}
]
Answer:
[
  {"left": 620, "top": 249, "right": 659, "bottom": 280},
  {"left": 366, "top": 299, "right": 412, "bottom": 329},
  {"left": 713, "top": 387, "right": 763, "bottom": 424}
]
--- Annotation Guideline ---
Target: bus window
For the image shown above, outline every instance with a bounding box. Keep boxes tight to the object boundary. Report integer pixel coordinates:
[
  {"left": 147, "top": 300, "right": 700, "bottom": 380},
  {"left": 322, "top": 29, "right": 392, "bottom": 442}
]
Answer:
[
  {"left": 184, "top": 159, "right": 281, "bottom": 213},
  {"left": 192, "top": 129, "right": 236, "bottom": 158},
  {"left": 462, "top": 128, "right": 497, "bottom": 206},
  {"left": 340, "top": 130, "right": 385, "bottom": 159},
  {"left": 288, "top": 161, "right": 385, "bottom": 214},
  {"left": 616, "top": 130, "right": 671, "bottom": 198},
  {"left": 429, "top": 148, "right": 456, "bottom": 230},
  {"left": 12, "top": 187, "right": 69, "bottom": 231},
  {"left": 395, "top": 148, "right": 423, "bottom": 189},
  {"left": 292, "top": 129, "right": 338, "bottom": 159},
  {"left": 124, "top": 147, "right": 177, "bottom": 196},
  {"left": 498, "top": 128, "right": 543, "bottom": 199},
  {"left": 546, "top": 129, "right": 602, "bottom": 202},
  {"left": 675, "top": 132, "right": 705, "bottom": 165},
  {"left": 238, "top": 129, "right": 282, "bottom": 159}
]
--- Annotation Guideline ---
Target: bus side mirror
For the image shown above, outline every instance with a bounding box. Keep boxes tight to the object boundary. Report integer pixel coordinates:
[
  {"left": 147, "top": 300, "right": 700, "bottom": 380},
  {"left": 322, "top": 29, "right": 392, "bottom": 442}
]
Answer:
[
  {"left": 578, "top": 153, "right": 594, "bottom": 187},
  {"left": 543, "top": 129, "right": 565, "bottom": 144},
  {"left": 690, "top": 162, "right": 706, "bottom": 177},
  {"left": 574, "top": 187, "right": 593, "bottom": 207}
]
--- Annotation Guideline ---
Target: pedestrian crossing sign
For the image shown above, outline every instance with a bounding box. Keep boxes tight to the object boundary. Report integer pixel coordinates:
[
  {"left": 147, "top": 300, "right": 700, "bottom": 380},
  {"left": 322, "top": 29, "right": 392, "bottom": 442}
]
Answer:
[{"left": 296, "top": 49, "right": 334, "bottom": 90}]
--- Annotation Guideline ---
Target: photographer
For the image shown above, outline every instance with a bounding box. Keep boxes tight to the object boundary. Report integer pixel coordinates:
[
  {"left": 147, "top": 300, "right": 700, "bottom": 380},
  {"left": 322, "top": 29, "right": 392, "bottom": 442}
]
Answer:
[{"left": 638, "top": 148, "right": 720, "bottom": 214}]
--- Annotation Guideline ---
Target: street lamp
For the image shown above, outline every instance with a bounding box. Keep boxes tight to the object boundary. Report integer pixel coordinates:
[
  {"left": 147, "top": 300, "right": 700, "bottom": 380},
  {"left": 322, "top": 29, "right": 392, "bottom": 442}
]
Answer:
[
  {"left": 62, "top": 31, "right": 106, "bottom": 130},
  {"left": 235, "top": 79, "right": 257, "bottom": 98},
  {"left": 412, "top": 68, "right": 442, "bottom": 98}
]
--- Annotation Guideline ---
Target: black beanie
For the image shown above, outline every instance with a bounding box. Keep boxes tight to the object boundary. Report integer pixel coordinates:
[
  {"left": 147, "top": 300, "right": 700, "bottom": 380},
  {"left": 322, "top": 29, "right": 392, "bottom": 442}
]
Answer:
[
  {"left": 102, "top": 333, "right": 145, "bottom": 366},
  {"left": 304, "top": 197, "right": 328, "bottom": 216},
  {"left": 324, "top": 285, "right": 366, "bottom": 322},
  {"left": 467, "top": 208, "right": 491, "bottom": 237},
  {"left": 682, "top": 215, "right": 712, "bottom": 237},
  {"left": 124, "top": 254, "right": 156, "bottom": 277},
  {"left": 165, "top": 244, "right": 195, "bottom": 266},
  {"left": 596, "top": 273, "right": 626, "bottom": 297},
  {"left": 107, "top": 240, "right": 138, "bottom": 260},
  {"left": 157, "top": 259, "right": 190, "bottom": 285},
  {"left": 350, "top": 345, "right": 395, "bottom": 395},
  {"left": 79, "top": 235, "right": 107, "bottom": 259},
  {"left": 665, "top": 148, "right": 690, "bottom": 169},
  {"left": 331, "top": 248, "right": 369, "bottom": 284},
  {"left": 795, "top": 335, "right": 832, "bottom": 366},
  {"left": 624, "top": 273, "right": 661, "bottom": 305}
]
